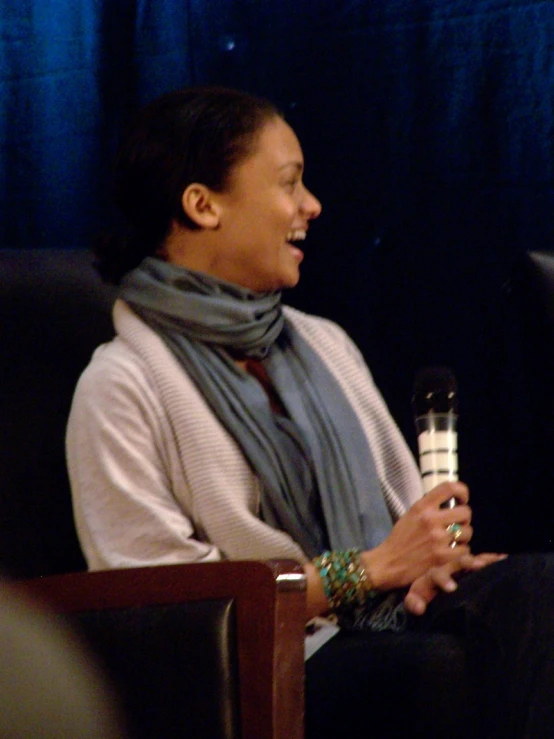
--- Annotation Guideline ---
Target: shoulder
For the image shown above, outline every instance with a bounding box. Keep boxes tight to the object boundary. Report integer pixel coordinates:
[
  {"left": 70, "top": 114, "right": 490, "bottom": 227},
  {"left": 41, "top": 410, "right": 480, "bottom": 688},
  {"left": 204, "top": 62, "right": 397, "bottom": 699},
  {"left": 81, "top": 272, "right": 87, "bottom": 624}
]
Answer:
[
  {"left": 74, "top": 337, "right": 151, "bottom": 399},
  {"left": 68, "top": 337, "right": 166, "bottom": 440},
  {"left": 74, "top": 299, "right": 182, "bottom": 408},
  {"left": 70, "top": 302, "right": 215, "bottom": 433}
]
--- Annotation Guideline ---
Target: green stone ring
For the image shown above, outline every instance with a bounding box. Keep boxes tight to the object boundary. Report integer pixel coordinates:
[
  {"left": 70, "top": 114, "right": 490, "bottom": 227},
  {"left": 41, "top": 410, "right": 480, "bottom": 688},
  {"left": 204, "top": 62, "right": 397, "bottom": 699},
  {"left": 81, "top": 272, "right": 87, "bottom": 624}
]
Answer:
[{"left": 446, "top": 522, "right": 463, "bottom": 548}]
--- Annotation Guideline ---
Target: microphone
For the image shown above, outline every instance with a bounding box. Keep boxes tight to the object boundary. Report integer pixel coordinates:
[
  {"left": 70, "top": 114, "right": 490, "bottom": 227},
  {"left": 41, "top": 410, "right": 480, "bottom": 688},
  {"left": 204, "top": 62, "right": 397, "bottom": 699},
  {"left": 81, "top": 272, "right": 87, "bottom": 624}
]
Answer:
[{"left": 412, "top": 367, "right": 459, "bottom": 507}]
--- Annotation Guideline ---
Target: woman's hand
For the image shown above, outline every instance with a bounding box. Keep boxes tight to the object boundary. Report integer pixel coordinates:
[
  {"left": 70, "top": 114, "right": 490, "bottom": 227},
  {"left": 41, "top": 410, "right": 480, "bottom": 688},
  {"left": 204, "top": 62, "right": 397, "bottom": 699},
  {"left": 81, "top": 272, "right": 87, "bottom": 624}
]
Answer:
[
  {"left": 361, "top": 481, "right": 473, "bottom": 592},
  {"left": 403, "top": 552, "right": 508, "bottom": 616}
]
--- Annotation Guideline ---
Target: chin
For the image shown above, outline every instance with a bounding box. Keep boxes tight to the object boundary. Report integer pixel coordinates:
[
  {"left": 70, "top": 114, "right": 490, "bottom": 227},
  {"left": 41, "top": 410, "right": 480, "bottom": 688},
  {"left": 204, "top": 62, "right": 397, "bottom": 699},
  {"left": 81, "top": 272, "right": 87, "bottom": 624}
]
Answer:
[
  {"left": 276, "top": 278, "right": 300, "bottom": 293},
  {"left": 281, "top": 266, "right": 302, "bottom": 290},
  {"left": 251, "top": 266, "right": 300, "bottom": 293}
]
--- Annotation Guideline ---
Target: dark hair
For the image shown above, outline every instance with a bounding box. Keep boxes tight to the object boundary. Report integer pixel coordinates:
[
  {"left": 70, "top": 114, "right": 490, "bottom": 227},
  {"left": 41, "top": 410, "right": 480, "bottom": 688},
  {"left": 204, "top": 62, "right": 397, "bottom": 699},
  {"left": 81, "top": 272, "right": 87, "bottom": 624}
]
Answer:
[{"left": 94, "top": 87, "right": 280, "bottom": 284}]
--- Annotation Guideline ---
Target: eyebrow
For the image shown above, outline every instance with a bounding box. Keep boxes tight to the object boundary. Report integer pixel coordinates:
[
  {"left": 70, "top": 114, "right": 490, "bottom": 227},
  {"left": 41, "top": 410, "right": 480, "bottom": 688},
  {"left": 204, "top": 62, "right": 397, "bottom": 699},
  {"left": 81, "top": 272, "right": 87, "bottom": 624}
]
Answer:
[{"left": 279, "top": 162, "right": 304, "bottom": 172}]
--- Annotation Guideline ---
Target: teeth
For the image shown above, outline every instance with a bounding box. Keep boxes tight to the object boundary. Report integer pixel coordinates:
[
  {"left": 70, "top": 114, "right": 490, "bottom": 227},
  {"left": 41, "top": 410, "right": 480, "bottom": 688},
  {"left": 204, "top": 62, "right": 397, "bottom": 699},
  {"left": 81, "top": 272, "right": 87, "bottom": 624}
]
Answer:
[{"left": 286, "top": 229, "right": 306, "bottom": 242}]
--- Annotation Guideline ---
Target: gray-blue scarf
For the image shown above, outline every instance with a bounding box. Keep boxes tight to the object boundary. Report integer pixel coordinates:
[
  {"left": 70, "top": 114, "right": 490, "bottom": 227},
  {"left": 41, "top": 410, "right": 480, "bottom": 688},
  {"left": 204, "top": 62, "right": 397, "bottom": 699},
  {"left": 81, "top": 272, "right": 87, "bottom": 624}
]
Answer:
[{"left": 120, "top": 257, "right": 393, "bottom": 558}]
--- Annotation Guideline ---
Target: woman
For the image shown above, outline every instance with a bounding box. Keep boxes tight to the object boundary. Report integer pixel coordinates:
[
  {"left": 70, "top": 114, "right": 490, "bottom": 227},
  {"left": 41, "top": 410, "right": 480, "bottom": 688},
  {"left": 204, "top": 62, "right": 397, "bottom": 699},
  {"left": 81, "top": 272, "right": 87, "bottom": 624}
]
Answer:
[{"left": 67, "top": 87, "right": 553, "bottom": 738}]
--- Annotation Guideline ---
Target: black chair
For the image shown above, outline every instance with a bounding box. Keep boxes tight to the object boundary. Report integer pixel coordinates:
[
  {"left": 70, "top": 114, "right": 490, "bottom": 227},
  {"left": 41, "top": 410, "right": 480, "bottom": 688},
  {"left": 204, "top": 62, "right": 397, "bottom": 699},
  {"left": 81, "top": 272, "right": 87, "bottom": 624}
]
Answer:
[
  {"left": 0, "top": 248, "right": 116, "bottom": 576},
  {"left": 515, "top": 251, "right": 554, "bottom": 418},
  {"left": 20, "top": 559, "right": 306, "bottom": 739},
  {"left": 510, "top": 250, "right": 554, "bottom": 550},
  {"left": 0, "top": 248, "right": 306, "bottom": 739}
]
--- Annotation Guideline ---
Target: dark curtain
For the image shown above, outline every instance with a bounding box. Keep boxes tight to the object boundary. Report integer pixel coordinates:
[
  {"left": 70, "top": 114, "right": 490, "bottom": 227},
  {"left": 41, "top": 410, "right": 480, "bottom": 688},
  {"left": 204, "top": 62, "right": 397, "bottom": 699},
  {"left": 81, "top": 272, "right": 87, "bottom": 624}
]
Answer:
[{"left": 2, "top": 0, "right": 554, "bottom": 551}]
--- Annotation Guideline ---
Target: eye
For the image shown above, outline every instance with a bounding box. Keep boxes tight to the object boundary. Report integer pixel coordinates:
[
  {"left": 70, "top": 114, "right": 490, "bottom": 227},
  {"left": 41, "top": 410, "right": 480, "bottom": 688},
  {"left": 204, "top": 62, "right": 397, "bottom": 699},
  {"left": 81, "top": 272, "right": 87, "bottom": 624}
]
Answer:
[{"left": 283, "top": 179, "right": 300, "bottom": 191}]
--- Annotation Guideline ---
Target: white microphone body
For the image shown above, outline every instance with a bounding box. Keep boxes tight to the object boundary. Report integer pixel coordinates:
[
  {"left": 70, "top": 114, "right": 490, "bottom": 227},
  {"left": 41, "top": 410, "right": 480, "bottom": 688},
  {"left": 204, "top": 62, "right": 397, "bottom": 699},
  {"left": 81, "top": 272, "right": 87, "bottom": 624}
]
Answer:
[
  {"left": 412, "top": 367, "right": 459, "bottom": 507},
  {"left": 415, "top": 412, "right": 458, "bottom": 501}
]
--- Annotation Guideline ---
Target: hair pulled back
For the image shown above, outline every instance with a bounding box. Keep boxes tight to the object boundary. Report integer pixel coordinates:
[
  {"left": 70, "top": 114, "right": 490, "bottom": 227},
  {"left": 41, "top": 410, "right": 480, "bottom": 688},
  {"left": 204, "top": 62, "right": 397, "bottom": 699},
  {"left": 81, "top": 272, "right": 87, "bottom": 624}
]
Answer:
[{"left": 94, "top": 87, "right": 280, "bottom": 284}]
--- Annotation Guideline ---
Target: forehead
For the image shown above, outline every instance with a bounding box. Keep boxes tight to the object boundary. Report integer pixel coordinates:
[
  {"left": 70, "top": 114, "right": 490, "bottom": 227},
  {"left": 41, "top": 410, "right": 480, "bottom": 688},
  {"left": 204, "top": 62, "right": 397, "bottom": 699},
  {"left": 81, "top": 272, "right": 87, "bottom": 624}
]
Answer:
[{"left": 242, "top": 117, "right": 304, "bottom": 173}]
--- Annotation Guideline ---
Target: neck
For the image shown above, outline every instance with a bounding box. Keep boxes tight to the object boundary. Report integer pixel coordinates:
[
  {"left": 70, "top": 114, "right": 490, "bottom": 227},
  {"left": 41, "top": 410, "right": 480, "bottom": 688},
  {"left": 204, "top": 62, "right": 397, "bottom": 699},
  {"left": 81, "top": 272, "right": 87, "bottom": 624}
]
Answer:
[{"left": 160, "top": 223, "right": 217, "bottom": 274}]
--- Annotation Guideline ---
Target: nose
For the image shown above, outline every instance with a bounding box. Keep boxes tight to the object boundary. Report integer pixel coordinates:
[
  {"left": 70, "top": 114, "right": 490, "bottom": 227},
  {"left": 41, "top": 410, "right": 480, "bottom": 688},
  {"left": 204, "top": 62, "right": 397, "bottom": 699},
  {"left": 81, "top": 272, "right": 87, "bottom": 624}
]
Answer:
[{"left": 300, "top": 186, "right": 322, "bottom": 221}]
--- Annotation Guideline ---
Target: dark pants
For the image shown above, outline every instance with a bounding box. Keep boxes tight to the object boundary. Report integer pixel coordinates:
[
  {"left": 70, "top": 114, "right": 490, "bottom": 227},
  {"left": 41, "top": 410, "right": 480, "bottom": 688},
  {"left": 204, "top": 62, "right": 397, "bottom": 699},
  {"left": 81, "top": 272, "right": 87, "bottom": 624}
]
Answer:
[{"left": 306, "top": 554, "right": 554, "bottom": 739}]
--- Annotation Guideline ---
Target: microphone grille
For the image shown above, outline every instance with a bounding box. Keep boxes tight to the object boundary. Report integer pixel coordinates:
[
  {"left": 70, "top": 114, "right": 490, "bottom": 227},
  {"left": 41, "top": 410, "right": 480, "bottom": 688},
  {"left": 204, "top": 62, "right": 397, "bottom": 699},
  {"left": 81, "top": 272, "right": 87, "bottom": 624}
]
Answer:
[
  {"left": 412, "top": 366, "right": 458, "bottom": 415},
  {"left": 413, "top": 366, "right": 457, "bottom": 394}
]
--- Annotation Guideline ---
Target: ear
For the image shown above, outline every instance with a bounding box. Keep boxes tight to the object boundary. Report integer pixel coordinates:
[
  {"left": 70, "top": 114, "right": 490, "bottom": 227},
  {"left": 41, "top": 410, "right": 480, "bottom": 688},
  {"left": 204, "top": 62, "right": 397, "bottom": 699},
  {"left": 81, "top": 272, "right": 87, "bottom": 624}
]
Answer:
[{"left": 181, "top": 183, "right": 221, "bottom": 229}]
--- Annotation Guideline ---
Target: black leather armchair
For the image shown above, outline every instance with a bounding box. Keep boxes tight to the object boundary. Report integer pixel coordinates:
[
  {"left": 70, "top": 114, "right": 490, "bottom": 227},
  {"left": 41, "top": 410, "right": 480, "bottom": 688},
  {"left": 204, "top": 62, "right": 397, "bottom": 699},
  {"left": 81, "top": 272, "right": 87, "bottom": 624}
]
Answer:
[
  {"left": 20, "top": 560, "right": 306, "bottom": 739},
  {"left": 0, "top": 248, "right": 307, "bottom": 739},
  {"left": 0, "top": 248, "right": 115, "bottom": 577},
  {"left": 510, "top": 250, "right": 554, "bottom": 549}
]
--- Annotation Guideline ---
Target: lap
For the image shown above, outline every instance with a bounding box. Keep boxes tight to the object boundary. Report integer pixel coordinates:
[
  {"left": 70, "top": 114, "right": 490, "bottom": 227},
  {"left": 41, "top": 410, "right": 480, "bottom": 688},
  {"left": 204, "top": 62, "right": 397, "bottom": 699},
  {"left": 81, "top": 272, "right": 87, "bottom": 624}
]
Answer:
[
  {"left": 305, "top": 626, "right": 472, "bottom": 739},
  {"left": 424, "top": 551, "right": 553, "bottom": 626},
  {"left": 306, "top": 553, "right": 554, "bottom": 739}
]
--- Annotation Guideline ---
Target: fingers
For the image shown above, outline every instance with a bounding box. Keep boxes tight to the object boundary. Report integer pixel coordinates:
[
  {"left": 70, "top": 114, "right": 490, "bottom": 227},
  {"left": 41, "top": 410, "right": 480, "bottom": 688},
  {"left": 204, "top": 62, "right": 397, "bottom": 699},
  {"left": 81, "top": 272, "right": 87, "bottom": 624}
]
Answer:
[
  {"left": 464, "top": 552, "right": 508, "bottom": 570},
  {"left": 425, "top": 481, "right": 469, "bottom": 507},
  {"left": 415, "top": 485, "right": 472, "bottom": 527},
  {"left": 445, "top": 522, "right": 473, "bottom": 548},
  {"left": 404, "top": 552, "right": 509, "bottom": 616},
  {"left": 415, "top": 503, "right": 473, "bottom": 553},
  {"left": 429, "top": 565, "right": 459, "bottom": 593},
  {"left": 439, "top": 504, "right": 472, "bottom": 526},
  {"left": 417, "top": 482, "right": 473, "bottom": 547},
  {"left": 403, "top": 590, "right": 428, "bottom": 616},
  {"left": 373, "top": 481, "right": 473, "bottom": 590},
  {"left": 415, "top": 500, "right": 472, "bottom": 529},
  {"left": 404, "top": 564, "right": 459, "bottom": 616}
]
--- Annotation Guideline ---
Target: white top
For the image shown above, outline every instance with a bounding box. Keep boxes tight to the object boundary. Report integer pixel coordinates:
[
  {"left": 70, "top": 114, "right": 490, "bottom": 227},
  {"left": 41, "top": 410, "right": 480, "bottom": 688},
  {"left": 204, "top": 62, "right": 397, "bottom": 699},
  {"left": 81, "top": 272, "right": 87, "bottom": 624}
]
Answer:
[{"left": 67, "top": 300, "right": 423, "bottom": 571}]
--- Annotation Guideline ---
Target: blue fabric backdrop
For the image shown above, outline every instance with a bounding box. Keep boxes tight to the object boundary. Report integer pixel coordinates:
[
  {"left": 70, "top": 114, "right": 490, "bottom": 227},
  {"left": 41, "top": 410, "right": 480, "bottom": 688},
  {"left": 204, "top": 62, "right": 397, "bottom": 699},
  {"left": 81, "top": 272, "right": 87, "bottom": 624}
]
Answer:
[{"left": 2, "top": 0, "right": 554, "bottom": 551}]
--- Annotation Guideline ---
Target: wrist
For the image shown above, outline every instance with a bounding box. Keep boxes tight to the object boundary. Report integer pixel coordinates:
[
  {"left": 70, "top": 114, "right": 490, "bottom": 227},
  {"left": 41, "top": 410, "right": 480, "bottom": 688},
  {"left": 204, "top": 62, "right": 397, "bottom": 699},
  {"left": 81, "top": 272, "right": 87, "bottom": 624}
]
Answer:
[
  {"left": 359, "top": 547, "right": 389, "bottom": 592},
  {"left": 313, "top": 548, "right": 377, "bottom": 613}
]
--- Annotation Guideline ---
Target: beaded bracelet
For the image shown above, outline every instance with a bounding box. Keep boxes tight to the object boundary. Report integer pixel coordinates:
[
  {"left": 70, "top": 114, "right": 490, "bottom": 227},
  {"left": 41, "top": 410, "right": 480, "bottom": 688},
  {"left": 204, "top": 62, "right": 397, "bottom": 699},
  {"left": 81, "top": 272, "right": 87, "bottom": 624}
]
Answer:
[{"left": 313, "top": 548, "right": 376, "bottom": 612}]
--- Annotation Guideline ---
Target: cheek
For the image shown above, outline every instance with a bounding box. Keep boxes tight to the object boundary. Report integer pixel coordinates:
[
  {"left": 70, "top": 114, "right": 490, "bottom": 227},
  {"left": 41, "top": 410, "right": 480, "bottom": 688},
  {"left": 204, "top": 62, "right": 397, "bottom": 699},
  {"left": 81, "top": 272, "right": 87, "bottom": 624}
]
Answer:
[{"left": 276, "top": 201, "right": 297, "bottom": 226}]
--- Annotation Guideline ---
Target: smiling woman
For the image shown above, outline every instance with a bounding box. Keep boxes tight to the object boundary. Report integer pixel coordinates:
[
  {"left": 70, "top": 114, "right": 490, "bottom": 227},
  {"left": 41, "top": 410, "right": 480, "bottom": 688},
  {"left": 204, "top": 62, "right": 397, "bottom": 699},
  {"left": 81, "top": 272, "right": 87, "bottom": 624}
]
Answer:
[{"left": 67, "top": 87, "right": 554, "bottom": 739}]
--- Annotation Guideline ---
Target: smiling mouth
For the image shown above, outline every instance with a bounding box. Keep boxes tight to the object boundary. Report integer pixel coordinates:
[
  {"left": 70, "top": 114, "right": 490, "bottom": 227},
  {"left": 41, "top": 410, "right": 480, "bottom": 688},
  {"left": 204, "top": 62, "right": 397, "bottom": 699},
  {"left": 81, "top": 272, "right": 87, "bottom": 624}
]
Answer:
[{"left": 286, "top": 229, "right": 307, "bottom": 244}]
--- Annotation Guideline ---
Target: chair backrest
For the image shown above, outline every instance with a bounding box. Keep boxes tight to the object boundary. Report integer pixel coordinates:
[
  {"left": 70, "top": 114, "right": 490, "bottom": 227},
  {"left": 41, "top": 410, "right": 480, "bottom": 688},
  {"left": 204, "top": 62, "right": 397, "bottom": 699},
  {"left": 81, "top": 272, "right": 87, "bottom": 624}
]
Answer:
[
  {"left": 511, "top": 250, "right": 554, "bottom": 548},
  {"left": 0, "top": 248, "right": 117, "bottom": 576},
  {"left": 517, "top": 251, "right": 554, "bottom": 390}
]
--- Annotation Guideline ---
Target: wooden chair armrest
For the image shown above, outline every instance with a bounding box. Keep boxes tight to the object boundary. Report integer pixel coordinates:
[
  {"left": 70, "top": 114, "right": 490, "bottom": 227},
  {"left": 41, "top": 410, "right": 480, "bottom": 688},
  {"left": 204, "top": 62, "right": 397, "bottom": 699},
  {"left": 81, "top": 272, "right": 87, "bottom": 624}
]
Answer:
[{"left": 19, "top": 560, "right": 307, "bottom": 739}]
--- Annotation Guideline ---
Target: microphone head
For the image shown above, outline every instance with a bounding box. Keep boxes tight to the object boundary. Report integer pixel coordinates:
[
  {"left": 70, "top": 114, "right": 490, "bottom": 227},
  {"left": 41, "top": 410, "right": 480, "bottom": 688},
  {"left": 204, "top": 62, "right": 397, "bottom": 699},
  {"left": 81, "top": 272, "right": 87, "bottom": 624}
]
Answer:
[{"left": 412, "top": 366, "right": 458, "bottom": 416}]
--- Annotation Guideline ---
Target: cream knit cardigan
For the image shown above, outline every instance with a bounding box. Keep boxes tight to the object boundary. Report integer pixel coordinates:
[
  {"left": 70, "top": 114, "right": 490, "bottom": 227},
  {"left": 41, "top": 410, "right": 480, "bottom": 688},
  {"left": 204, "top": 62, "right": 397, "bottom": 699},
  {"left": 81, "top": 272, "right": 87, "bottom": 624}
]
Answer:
[{"left": 67, "top": 300, "right": 423, "bottom": 571}]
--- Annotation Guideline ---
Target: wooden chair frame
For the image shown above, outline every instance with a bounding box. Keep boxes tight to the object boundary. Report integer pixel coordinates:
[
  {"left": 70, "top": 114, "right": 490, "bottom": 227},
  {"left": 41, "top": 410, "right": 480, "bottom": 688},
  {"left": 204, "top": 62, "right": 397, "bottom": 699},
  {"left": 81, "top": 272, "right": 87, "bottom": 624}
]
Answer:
[{"left": 20, "top": 560, "right": 307, "bottom": 739}]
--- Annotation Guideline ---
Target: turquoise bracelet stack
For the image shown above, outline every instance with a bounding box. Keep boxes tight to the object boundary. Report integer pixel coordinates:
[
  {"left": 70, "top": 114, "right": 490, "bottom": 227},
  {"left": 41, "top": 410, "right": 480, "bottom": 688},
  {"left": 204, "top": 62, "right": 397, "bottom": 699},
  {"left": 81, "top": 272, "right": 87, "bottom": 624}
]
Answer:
[{"left": 313, "top": 548, "right": 376, "bottom": 612}]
